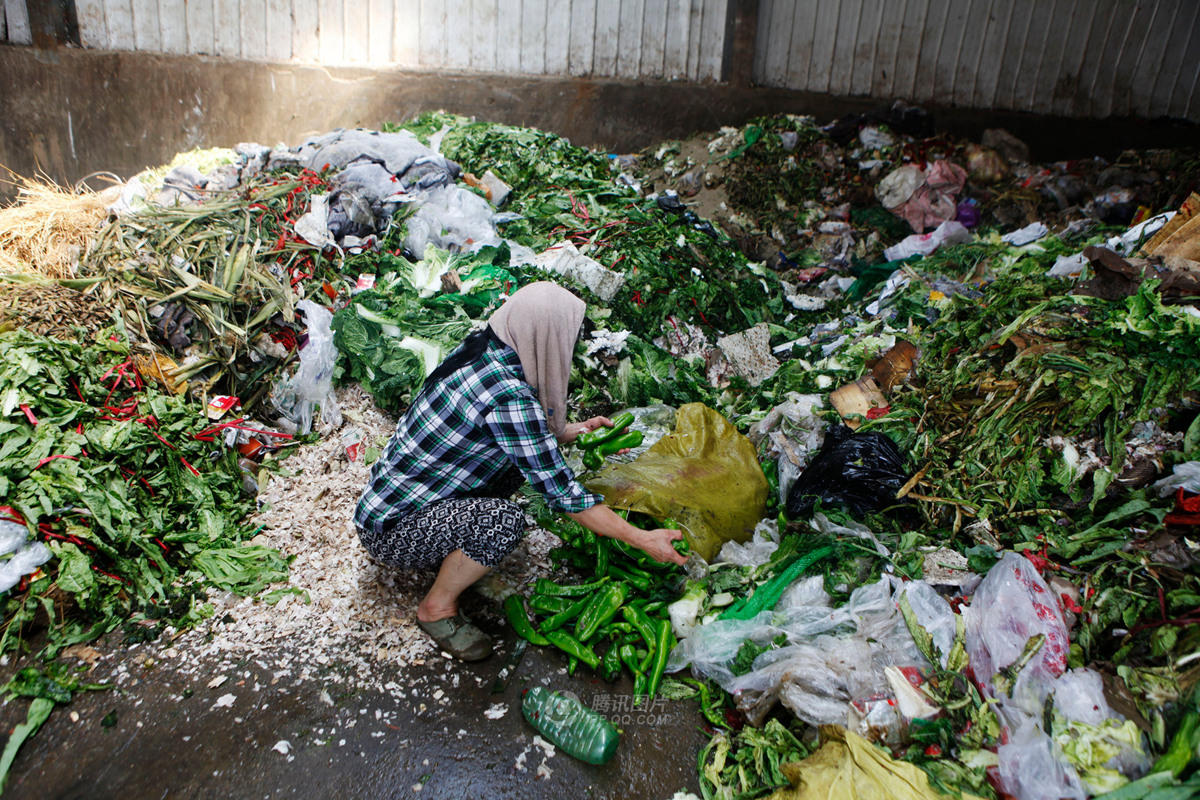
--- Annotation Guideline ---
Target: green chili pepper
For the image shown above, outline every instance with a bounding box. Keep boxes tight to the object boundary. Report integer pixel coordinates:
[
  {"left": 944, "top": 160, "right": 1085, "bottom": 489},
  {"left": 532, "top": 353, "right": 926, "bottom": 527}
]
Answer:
[
  {"left": 576, "top": 412, "right": 635, "bottom": 449},
  {"left": 599, "top": 621, "right": 635, "bottom": 637},
  {"left": 539, "top": 594, "right": 592, "bottom": 632},
  {"left": 594, "top": 429, "right": 643, "bottom": 457},
  {"left": 682, "top": 678, "right": 727, "bottom": 728},
  {"left": 529, "top": 594, "right": 575, "bottom": 615},
  {"left": 533, "top": 576, "right": 609, "bottom": 597},
  {"left": 618, "top": 643, "right": 641, "bottom": 677},
  {"left": 622, "top": 605, "right": 658, "bottom": 649},
  {"left": 581, "top": 428, "right": 643, "bottom": 470},
  {"left": 601, "top": 643, "right": 622, "bottom": 682},
  {"left": 567, "top": 656, "right": 579, "bottom": 676},
  {"left": 633, "top": 672, "right": 649, "bottom": 705},
  {"left": 646, "top": 618, "right": 673, "bottom": 700},
  {"left": 504, "top": 595, "right": 551, "bottom": 646},
  {"left": 609, "top": 564, "right": 653, "bottom": 593},
  {"left": 595, "top": 536, "right": 609, "bottom": 577},
  {"left": 574, "top": 582, "right": 628, "bottom": 642},
  {"left": 543, "top": 629, "right": 600, "bottom": 670}
]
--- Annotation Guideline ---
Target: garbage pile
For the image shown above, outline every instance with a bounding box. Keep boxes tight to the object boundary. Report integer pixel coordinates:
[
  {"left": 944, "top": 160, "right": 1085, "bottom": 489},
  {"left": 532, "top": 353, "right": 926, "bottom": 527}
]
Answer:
[{"left": 0, "top": 107, "right": 1198, "bottom": 797}]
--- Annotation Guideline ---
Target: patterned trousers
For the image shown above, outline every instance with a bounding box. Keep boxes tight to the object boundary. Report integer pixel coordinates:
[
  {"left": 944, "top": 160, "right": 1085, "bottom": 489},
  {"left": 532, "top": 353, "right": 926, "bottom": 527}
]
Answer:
[{"left": 357, "top": 468, "right": 528, "bottom": 569}]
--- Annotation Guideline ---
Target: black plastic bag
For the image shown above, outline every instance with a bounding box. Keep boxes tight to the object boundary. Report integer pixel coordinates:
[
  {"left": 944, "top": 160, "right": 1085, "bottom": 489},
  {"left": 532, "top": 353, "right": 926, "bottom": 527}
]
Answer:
[{"left": 785, "top": 424, "right": 910, "bottom": 518}]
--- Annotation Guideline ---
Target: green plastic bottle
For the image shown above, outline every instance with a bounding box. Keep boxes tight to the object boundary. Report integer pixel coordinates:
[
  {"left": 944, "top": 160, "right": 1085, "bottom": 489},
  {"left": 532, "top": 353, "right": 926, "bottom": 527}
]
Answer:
[{"left": 521, "top": 687, "right": 620, "bottom": 765}]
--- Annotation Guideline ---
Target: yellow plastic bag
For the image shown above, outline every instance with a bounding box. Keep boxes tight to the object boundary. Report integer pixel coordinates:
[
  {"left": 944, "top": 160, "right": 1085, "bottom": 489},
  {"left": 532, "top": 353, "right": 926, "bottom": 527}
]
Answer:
[
  {"left": 769, "top": 726, "right": 986, "bottom": 800},
  {"left": 585, "top": 403, "right": 766, "bottom": 560}
]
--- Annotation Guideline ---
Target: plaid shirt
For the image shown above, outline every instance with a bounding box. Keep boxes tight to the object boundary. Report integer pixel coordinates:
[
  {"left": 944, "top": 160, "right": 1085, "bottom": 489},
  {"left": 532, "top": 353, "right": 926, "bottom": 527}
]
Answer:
[{"left": 354, "top": 338, "right": 601, "bottom": 535}]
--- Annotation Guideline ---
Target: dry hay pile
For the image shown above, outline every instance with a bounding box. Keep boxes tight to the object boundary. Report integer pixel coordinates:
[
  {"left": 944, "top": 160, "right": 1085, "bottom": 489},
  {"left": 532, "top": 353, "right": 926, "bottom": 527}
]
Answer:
[{"left": 0, "top": 174, "right": 111, "bottom": 279}]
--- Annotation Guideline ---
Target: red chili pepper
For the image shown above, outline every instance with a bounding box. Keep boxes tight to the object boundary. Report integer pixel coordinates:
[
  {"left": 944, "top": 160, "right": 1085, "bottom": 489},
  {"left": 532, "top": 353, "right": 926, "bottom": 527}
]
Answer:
[{"left": 924, "top": 744, "right": 942, "bottom": 757}]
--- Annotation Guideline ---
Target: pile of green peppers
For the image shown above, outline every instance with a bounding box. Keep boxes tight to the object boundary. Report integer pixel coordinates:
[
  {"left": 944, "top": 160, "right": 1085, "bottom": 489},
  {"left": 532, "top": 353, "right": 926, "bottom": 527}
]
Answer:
[
  {"left": 504, "top": 513, "right": 685, "bottom": 706},
  {"left": 577, "top": 412, "right": 644, "bottom": 471}
]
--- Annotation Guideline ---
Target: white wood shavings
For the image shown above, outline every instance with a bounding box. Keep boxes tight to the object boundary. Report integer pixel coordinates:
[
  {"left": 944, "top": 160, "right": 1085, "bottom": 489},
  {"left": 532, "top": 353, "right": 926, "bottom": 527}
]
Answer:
[
  {"left": 483, "top": 702, "right": 508, "bottom": 720},
  {"left": 272, "top": 740, "right": 291, "bottom": 755},
  {"left": 142, "top": 384, "right": 565, "bottom": 697},
  {"left": 212, "top": 693, "right": 236, "bottom": 709}
]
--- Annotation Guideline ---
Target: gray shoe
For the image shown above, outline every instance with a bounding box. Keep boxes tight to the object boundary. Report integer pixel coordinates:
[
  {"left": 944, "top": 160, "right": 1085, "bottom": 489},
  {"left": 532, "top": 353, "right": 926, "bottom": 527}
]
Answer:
[{"left": 417, "top": 612, "right": 493, "bottom": 661}]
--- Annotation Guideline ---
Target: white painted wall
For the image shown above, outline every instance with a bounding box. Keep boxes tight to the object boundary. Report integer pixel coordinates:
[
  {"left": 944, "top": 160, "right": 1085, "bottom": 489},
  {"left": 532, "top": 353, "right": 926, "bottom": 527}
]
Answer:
[
  {"left": 70, "top": 0, "right": 732, "bottom": 81},
  {"left": 755, "top": 0, "right": 1200, "bottom": 121}
]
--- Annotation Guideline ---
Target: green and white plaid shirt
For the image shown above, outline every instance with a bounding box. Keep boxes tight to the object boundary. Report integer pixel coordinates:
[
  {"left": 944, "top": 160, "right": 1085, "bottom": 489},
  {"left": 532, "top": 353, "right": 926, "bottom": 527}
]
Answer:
[{"left": 354, "top": 337, "right": 600, "bottom": 535}]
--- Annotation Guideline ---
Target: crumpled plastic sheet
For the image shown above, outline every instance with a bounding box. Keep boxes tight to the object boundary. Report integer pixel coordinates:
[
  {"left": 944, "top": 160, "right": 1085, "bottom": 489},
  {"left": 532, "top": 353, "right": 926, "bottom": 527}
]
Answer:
[
  {"left": 0, "top": 520, "right": 52, "bottom": 594},
  {"left": 586, "top": 403, "right": 766, "bottom": 560},
  {"left": 748, "top": 393, "right": 826, "bottom": 505},
  {"left": 271, "top": 299, "right": 343, "bottom": 435},
  {"left": 292, "top": 128, "right": 461, "bottom": 184},
  {"left": 877, "top": 160, "right": 968, "bottom": 233},
  {"left": 669, "top": 574, "right": 926, "bottom": 727},
  {"left": 767, "top": 725, "right": 987, "bottom": 800},
  {"left": 716, "top": 518, "right": 782, "bottom": 567},
  {"left": 1152, "top": 460, "right": 1200, "bottom": 495},
  {"left": 403, "top": 185, "right": 517, "bottom": 255}
]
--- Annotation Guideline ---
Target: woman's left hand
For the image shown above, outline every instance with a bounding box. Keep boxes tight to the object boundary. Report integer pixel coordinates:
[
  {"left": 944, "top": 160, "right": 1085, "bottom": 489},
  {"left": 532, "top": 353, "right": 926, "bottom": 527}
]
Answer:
[{"left": 559, "top": 416, "right": 613, "bottom": 444}]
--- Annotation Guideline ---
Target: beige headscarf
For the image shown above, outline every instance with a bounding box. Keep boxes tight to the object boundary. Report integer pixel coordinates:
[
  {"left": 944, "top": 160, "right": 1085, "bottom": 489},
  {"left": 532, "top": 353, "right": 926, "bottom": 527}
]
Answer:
[{"left": 488, "top": 281, "right": 584, "bottom": 437}]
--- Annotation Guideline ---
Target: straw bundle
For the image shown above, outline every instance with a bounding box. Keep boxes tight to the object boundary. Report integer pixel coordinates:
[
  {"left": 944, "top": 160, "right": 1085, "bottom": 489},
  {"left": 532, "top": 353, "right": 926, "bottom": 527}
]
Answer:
[{"left": 0, "top": 174, "right": 112, "bottom": 279}]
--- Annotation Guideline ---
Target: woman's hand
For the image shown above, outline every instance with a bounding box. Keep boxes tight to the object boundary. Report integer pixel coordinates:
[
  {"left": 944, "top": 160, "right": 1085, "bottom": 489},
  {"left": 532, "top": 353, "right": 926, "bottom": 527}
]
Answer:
[
  {"left": 558, "top": 416, "right": 613, "bottom": 444},
  {"left": 565, "top": 506, "right": 688, "bottom": 566},
  {"left": 628, "top": 528, "right": 688, "bottom": 566}
]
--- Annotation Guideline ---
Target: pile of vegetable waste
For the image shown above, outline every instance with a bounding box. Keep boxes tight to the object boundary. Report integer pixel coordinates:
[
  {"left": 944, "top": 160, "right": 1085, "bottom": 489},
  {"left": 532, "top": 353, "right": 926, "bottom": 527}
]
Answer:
[{"left": 0, "top": 107, "right": 1198, "bottom": 799}]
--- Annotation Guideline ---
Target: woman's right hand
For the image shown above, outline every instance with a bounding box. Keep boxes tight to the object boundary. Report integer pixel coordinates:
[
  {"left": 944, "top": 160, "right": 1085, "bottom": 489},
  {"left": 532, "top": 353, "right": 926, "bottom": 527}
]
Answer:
[{"left": 629, "top": 527, "right": 688, "bottom": 566}]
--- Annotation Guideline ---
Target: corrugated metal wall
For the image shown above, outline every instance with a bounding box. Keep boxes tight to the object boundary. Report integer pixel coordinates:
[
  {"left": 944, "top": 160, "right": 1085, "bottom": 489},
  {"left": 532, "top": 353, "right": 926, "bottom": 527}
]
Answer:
[
  {"left": 68, "top": 0, "right": 732, "bottom": 81},
  {"left": 1, "top": 0, "right": 33, "bottom": 44},
  {"left": 5, "top": 1, "right": 1197, "bottom": 120},
  {"left": 754, "top": 0, "right": 1200, "bottom": 120}
]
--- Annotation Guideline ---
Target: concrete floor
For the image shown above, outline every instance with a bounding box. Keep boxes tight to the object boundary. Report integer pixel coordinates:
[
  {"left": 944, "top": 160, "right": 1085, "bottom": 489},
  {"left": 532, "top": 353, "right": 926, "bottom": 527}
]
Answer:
[{"left": 0, "top": 614, "right": 710, "bottom": 800}]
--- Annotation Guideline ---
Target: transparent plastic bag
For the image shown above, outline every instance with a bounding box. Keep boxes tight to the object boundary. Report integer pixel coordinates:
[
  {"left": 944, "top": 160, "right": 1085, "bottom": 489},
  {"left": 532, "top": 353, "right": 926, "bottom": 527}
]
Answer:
[
  {"left": 586, "top": 403, "right": 767, "bottom": 560},
  {"left": 272, "top": 299, "right": 342, "bottom": 435},
  {"left": 748, "top": 393, "right": 825, "bottom": 504},
  {"left": 669, "top": 576, "right": 926, "bottom": 730},
  {"left": 0, "top": 521, "right": 52, "bottom": 594},
  {"left": 1052, "top": 669, "right": 1150, "bottom": 790},
  {"left": 964, "top": 552, "right": 1070, "bottom": 717},
  {"left": 899, "top": 580, "right": 958, "bottom": 668},
  {"left": 998, "top": 718, "right": 1087, "bottom": 800},
  {"left": 1152, "top": 460, "right": 1200, "bottom": 495},
  {"left": 403, "top": 185, "right": 503, "bottom": 255},
  {"left": 716, "top": 518, "right": 780, "bottom": 567}
]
